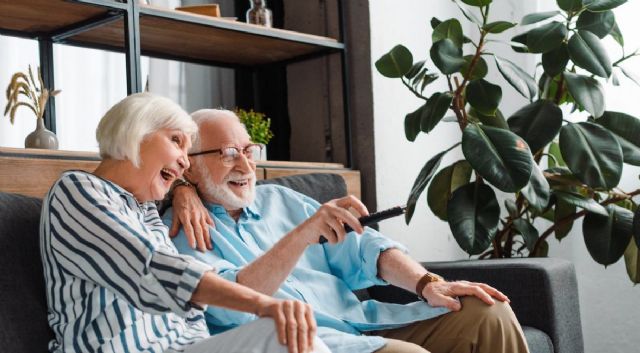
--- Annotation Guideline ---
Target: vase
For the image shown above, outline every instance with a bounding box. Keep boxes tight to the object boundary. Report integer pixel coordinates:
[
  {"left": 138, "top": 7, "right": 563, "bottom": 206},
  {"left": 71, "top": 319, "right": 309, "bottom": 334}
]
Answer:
[
  {"left": 25, "top": 118, "right": 59, "bottom": 149},
  {"left": 247, "top": 0, "right": 272, "bottom": 27}
]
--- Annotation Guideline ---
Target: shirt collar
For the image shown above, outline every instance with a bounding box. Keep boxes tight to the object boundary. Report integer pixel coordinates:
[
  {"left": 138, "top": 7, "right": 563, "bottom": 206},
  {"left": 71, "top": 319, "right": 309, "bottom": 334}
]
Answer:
[{"left": 205, "top": 202, "right": 261, "bottom": 220}]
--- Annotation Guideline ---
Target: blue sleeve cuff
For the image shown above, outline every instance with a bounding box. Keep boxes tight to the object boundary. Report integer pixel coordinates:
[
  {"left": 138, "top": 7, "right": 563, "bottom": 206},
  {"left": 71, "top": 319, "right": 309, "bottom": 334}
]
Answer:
[
  {"left": 360, "top": 228, "right": 408, "bottom": 286},
  {"left": 204, "top": 267, "right": 258, "bottom": 327}
]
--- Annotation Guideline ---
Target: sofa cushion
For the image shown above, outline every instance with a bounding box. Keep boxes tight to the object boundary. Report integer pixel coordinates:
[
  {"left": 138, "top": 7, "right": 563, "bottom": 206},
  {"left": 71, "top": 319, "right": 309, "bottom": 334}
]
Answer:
[
  {"left": 0, "top": 192, "right": 53, "bottom": 352},
  {"left": 257, "top": 172, "right": 347, "bottom": 203},
  {"left": 523, "top": 326, "right": 554, "bottom": 353}
]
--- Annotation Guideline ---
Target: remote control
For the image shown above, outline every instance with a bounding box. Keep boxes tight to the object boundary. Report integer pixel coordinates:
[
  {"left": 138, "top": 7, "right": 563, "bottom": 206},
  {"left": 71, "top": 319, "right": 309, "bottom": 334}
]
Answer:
[{"left": 318, "top": 205, "right": 407, "bottom": 244}]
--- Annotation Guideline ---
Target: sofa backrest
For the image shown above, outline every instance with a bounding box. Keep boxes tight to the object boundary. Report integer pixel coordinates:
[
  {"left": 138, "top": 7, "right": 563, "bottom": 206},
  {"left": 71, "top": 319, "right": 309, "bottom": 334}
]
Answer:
[
  {"left": 0, "top": 192, "right": 53, "bottom": 352},
  {"left": 0, "top": 173, "right": 347, "bottom": 352}
]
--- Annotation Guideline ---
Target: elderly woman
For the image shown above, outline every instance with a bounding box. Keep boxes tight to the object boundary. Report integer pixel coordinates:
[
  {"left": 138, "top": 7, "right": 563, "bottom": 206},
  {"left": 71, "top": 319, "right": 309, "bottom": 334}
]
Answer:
[{"left": 40, "top": 93, "right": 328, "bottom": 353}]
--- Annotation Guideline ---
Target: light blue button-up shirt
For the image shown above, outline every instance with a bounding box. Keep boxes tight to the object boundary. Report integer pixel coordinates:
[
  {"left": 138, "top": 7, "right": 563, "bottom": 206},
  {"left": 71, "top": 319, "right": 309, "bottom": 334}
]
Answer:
[{"left": 164, "top": 184, "right": 450, "bottom": 353}]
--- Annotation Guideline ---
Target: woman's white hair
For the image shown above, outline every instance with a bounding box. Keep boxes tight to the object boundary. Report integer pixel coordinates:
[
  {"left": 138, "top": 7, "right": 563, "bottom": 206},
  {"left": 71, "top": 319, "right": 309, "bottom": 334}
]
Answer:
[
  {"left": 189, "top": 109, "right": 242, "bottom": 152},
  {"left": 96, "top": 92, "right": 198, "bottom": 167}
]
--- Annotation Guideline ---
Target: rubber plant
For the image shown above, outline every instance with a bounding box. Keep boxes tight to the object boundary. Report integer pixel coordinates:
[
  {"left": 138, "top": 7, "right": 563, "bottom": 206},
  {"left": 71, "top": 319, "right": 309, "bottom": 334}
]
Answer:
[{"left": 376, "top": 0, "right": 640, "bottom": 283}]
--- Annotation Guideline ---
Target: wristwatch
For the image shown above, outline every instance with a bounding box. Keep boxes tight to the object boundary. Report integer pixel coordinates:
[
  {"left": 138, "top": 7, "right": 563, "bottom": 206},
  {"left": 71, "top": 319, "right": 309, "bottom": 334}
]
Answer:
[{"left": 415, "top": 272, "right": 444, "bottom": 302}]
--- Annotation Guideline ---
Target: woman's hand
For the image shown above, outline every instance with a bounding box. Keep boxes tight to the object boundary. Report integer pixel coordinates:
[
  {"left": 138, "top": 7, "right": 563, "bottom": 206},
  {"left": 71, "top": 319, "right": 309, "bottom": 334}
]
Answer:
[
  {"left": 169, "top": 184, "right": 214, "bottom": 252},
  {"left": 297, "top": 195, "right": 369, "bottom": 245},
  {"left": 256, "top": 298, "right": 317, "bottom": 353}
]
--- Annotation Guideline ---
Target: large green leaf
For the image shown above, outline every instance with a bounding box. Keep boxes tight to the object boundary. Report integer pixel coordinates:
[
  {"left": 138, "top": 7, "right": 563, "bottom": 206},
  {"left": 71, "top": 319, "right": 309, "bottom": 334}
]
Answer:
[
  {"left": 554, "top": 198, "right": 576, "bottom": 240},
  {"left": 596, "top": 111, "right": 640, "bottom": 166},
  {"left": 427, "top": 160, "right": 473, "bottom": 221},
  {"left": 583, "top": 204, "right": 633, "bottom": 266},
  {"left": 404, "top": 107, "right": 422, "bottom": 142},
  {"left": 511, "top": 32, "right": 530, "bottom": 53},
  {"left": 462, "top": 124, "right": 534, "bottom": 192},
  {"left": 559, "top": 122, "right": 623, "bottom": 189},
  {"left": 483, "top": 21, "right": 517, "bottom": 34},
  {"left": 526, "top": 21, "right": 567, "bottom": 53},
  {"left": 433, "top": 19, "right": 464, "bottom": 48},
  {"left": 508, "top": 100, "right": 563, "bottom": 153},
  {"left": 447, "top": 183, "right": 500, "bottom": 255},
  {"left": 405, "top": 144, "right": 459, "bottom": 223},
  {"left": 404, "top": 60, "right": 426, "bottom": 79},
  {"left": 430, "top": 39, "right": 465, "bottom": 74},
  {"left": 521, "top": 11, "right": 561, "bottom": 25},
  {"left": 585, "top": 0, "right": 627, "bottom": 11},
  {"left": 633, "top": 207, "right": 640, "bottom": 247},
  {"left": 557, "top": 0, "right": 583, "bottom": 12},
  {"left": 542, "top": 43, "right": 570, "bottom": 77},
  {"left": 455, "top": 2, "right": 483, "bottom": 25},
  {"left": 555, "top": 190, "right": 608, "bottom": 215},
  {"left": 609, "top": 22, "right": 624, "bottom": 47},
  {"left": 624, "top": 239, "right": 640, "bottom": 284},
  {"left": 494, "top": 56, "right": 538, "bottom": 100},
  {"left": 576, "top": 10, "right": 615, "bottom": 38},
  {"left": 522, "top": 164, "right": 551, "bottom": 211},
  {"left": 461, "top": 55, "right": 488, "bottom": 80},
  {"left": 513, "top": 219, "right": 540, "bottom": 252},
  {"left": 469, "top": 108, "right": 508, "bottom": 129},
  {"left": 420, "top": 92, "right": 454, "bottom": 133},
  {"left": 466, "top": 79, "right": 502, "bottom": 115},
  {"left": 375, "top": 45, "right": 413, "bottom": 78},
  {"left": 548, "top": 141, "right": 567, "bottom": 168},
  {"left": 461, "top": 0, "right": 492, "bottom": 6},
  {"left": 564, "top": 72, "right": 605, "bottom": 118},
  {"left": 568, "top": 31, "right": 612, "bottom": 78}
]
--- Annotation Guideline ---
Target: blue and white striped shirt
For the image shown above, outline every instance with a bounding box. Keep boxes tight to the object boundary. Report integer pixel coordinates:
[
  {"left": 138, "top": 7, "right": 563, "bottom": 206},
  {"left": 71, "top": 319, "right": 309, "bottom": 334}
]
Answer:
[{"left": 40, "top": 171, "right": 212, "bottom": 353}]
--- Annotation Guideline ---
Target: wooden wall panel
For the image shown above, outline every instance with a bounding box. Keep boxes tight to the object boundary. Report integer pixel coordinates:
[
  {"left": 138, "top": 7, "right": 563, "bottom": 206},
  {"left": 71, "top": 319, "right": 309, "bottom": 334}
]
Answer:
[{"left": 0, "top": 157, "right": 98, "bottom": 198}]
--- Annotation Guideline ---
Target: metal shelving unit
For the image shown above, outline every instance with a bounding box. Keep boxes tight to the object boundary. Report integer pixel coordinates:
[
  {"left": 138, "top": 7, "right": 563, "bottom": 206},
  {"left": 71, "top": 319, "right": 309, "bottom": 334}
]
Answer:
[{"left": 0, "top": 0, "right": 353, "bottom": 166}]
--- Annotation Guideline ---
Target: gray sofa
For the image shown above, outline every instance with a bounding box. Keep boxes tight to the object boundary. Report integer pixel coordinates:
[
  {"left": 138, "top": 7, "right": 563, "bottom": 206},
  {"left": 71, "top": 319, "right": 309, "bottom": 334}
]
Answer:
[{"left": 0, "top": 173, "right": 583, "bottom": 353}]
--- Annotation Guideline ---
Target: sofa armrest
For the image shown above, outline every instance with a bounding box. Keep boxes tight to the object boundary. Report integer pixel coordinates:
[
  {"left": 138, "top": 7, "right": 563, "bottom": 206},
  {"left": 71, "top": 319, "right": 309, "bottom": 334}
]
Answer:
[{"left": 367, "top": 258, "right": 584, "bottom": 353}]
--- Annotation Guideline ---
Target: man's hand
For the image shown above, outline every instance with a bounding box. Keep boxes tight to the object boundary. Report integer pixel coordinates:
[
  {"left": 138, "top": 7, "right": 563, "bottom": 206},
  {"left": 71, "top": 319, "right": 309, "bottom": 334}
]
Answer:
[
  {"left": 297, "top": 195, "right": 369, "bottom": 245},
  {"left": 256, "top": 298, "right": 317, "bottom": 353},
  {"left": 169, "top": 184, "right": 214, "bottom": 252},
  {"left": 421, "top": 280, "right": 510, "bottom": 311}
]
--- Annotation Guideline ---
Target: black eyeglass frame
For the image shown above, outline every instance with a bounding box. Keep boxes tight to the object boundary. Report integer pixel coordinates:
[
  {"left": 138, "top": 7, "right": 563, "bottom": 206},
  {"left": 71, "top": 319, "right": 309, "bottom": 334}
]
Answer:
[{"left": 188, "top": 143, "right": 264, "bottom": 158}]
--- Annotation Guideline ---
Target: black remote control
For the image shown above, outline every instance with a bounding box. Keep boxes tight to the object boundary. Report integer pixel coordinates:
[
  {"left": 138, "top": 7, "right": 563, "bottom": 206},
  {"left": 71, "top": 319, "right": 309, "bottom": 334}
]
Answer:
[{"left": 318, "top": 205, "right": 407, "bottom": 244}]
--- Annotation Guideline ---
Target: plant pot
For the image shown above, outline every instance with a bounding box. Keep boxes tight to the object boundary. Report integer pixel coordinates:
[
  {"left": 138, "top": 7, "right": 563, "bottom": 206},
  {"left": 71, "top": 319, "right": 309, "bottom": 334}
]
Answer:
[
  {"left": 258, "top": 144, "right": 268, "bottom": 161},
  {"left": 25, "top": 118, "right": 59, "bottom": 149}
]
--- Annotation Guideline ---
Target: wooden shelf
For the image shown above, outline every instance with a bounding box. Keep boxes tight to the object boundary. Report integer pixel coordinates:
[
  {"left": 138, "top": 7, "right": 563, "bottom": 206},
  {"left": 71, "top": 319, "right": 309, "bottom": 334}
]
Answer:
[
  {"left": 0, "top": 147, "right": 360, "bottom": 199},
  {"left": 0, "top": 0, "right": 118, "bottom": 37},
  {"left": 0, "top": 0, "right": 343, "bottom": 67}
]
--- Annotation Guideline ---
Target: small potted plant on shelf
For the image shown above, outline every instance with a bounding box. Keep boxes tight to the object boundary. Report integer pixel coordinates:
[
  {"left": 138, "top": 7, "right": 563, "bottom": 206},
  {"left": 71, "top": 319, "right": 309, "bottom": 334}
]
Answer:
[
  {"left": 4, "top": 65, "right": 60, "bottom": 149},
  {"left": 235, "top": 108, "right": 274, "bottom": 160}
]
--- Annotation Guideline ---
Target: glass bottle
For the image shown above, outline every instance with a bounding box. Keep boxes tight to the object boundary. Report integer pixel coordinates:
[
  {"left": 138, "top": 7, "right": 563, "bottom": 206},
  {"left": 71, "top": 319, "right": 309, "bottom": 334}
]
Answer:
[{"left": 246, "top": 0, "right": 273, "bottom": 28}]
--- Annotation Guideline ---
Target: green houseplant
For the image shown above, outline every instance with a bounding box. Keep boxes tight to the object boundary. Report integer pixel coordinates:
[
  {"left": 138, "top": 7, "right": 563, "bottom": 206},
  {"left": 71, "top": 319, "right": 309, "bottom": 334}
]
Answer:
[
  {"left": 375, "top": 0, "right": 640, "bottom": 283},
  {"left": 4, "top": 65, "right": 60, "bottom": 149},
  {"left": 235, "top": 108, "right": 274, "bottom": 147}
]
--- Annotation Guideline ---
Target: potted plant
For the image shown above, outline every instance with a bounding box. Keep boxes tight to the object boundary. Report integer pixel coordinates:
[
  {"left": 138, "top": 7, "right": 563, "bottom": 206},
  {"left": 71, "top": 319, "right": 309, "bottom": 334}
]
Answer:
[
  {"left": 375, "top": 0, "right": 640, "bottom": 283},
  {"left": 4, "top": 65, "right": 60, "bottom": 149},
  {"left": 235, "top": 108, "right": 274, "bottom": 160}
]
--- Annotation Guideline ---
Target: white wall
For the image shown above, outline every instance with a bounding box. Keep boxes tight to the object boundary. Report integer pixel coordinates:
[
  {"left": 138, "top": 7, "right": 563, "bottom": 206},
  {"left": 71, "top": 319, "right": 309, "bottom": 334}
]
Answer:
[{"left": 370, "top": 1, "right": 640, "bottom": 352}]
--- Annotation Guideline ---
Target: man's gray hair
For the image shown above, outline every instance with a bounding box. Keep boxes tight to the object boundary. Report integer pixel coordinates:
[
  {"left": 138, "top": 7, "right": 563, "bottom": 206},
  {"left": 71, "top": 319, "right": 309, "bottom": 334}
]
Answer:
[
  {"left": 189, "top": 109, "right": 243, "bottom": 152},
  {"left": 96, "top": 92, "right": 198, "bottom": 167}
]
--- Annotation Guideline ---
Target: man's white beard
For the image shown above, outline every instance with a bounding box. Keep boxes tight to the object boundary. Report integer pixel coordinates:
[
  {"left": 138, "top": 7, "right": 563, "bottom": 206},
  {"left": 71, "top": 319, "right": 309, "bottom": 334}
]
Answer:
[{"left": 198, "top": 163, "right": 256, "bottom": 210}]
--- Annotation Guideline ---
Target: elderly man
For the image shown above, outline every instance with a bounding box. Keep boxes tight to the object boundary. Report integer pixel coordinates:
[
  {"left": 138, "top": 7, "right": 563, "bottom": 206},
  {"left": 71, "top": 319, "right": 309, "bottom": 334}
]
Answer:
[{"left": 163, "top": 109, "right": 530, "bottom": 353}]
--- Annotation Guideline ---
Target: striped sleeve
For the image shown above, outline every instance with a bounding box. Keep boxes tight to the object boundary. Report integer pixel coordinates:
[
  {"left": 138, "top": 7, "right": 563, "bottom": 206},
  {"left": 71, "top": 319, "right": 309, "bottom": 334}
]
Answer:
[{"left": 47, "top": 173, "right": 211, "bottom": 317}]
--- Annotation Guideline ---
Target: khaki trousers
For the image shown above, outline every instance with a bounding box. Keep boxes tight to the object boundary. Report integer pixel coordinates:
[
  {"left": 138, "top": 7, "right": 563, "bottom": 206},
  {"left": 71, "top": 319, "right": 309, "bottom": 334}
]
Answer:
[{"left": 370, "top": 297, "right": 530, "bottom": 353}]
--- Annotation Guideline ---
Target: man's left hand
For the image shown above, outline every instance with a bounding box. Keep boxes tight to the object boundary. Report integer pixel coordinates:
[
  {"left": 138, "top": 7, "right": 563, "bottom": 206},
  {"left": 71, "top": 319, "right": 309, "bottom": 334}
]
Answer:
[{"left": 421, "top": 280, "right": 510, "bottom": 311}]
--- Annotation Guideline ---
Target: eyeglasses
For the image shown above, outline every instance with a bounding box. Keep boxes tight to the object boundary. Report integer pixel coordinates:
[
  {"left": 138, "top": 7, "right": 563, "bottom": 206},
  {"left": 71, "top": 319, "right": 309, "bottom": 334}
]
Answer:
[{"left": 188, "top": 143, "right": 263, "bottom": 166}]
